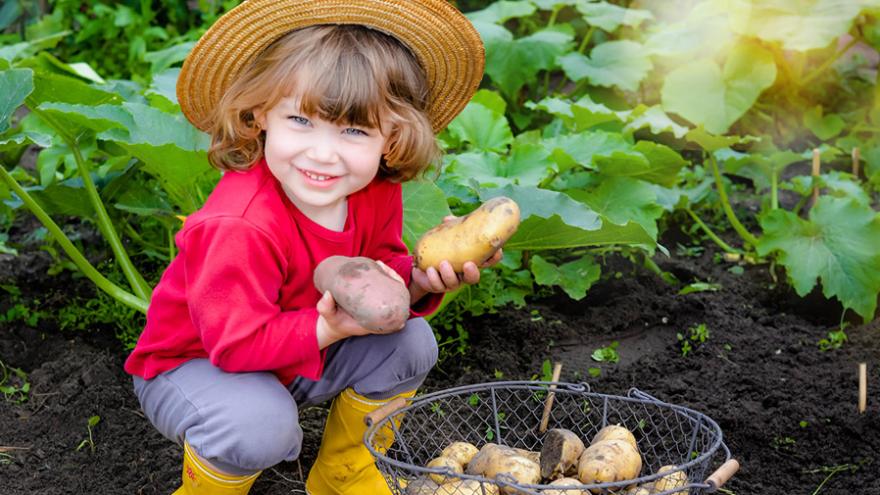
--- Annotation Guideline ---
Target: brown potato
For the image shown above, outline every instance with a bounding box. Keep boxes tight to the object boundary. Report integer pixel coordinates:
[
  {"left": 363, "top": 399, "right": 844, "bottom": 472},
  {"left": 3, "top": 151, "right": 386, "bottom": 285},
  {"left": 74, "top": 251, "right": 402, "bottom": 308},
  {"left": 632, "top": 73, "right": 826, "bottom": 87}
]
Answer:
[
  {"left": 542, "top": 477, "right": 585, "bottom": 495},
  {"left": 414, "top": 196, "right": 520, "bottom": 272},
  {"left": 653, "top": 465, "right": 688, "bottom": 494},
  {"left": 577, "top": 439, "right": 642, "bottom": 490},
  {"left": 441, "top": 442, "right": 480, "bottom": 468},
  {"left": 591, "top": 425, "right": 638, "bottom": 451},
  {"left": 541, "top": 428, "right": 586, "bottom": 479},
  {"left": 426, "top": 456, "right": 464, "bottom": 484},
  {"left": 465, "top": 443, "right": 540, "bottom": 495},
  {"left": 465, "top": 443, "right": 502, "bottom": 476},
  {"left": 313, "top": 256, "right": 410, "bottom": 333}
]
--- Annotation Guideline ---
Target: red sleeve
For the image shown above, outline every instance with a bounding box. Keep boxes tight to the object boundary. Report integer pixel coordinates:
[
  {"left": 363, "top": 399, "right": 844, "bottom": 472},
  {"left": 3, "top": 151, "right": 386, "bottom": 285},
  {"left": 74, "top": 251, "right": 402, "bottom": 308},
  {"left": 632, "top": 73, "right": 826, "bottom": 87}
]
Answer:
[
  {"left": 181, "top": 218, "right": 325, "bottom": 379},
  {"left": 366, "top": 183, "right": 443, "bottom": 317}
]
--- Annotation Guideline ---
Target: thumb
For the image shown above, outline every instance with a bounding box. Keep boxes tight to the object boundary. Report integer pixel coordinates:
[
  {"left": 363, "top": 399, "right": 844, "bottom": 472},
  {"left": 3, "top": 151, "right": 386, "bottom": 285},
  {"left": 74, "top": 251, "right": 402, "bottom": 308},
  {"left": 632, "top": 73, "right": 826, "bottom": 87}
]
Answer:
[{"left": 316, "top": 290, "right": 335, "bottom": 316}]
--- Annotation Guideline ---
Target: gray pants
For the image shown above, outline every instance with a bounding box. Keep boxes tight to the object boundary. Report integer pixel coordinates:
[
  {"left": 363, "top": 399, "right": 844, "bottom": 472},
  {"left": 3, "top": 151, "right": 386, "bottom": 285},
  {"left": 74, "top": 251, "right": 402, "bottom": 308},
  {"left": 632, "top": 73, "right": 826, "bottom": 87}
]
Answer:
[{"left": 132, "top": 318, "right": 437, "bottom": 475}]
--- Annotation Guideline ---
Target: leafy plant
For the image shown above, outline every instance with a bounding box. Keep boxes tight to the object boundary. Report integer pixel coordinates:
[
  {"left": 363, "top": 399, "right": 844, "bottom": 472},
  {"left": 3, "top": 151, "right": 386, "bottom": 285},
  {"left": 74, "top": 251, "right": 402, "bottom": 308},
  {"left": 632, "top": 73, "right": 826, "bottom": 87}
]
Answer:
[
  {"left": 76, "top": 415, "right": 101, "bottom": 453},
  {"left": 678, "top": 323, "right": 710, "bottom": 357},
  {"left": 591, "top": 341, "right": 620, "bottom": 364},
  {"left": 818, "top": 329, "right": 848, "bottom": 351},
  {"left": 0, "top": 360, "right": 30, "bottom": 404}
]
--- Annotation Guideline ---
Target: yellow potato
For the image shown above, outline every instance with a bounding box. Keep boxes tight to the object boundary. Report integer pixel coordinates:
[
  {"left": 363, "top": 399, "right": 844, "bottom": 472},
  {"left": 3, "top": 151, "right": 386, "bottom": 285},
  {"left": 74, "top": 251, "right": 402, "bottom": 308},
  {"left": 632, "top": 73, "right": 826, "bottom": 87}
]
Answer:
[
  {"left": 591, "top": 425, "right": 638, "bottom": 451},
  {"left": 653, "top": 465, "right": 689, "bottom": 494},
  {"left": 441, "top": 442, "right": 480, "bottom": 468},
  {"left": 435, "top": 479, "right": 500, "bottom": 495},
  {"left": 624, "top": 485, "right": 652, "bottom": 495},
  {"left": 541, "top": 428, "right": 586, "bottom": 479},
  {"left": 464, "top": 443, "right": 540, "bottom": 495},
  {"left": 465, "top": 443, "right": 502, "bottom": 475},
  {"left": 405, "top": 477, "right": 440, "bottom": 495},
  {"left": 426, "top": 456, "right": 464, "bottom": 484},
  {"left": 577, "top": 439, "right": 642, "bottom": 491},
  {"left": 414, "top": 196, "right": 520, "bottom": 272},
  {"left": 542, "top": 477, "right": 585, "bottom": 495}
]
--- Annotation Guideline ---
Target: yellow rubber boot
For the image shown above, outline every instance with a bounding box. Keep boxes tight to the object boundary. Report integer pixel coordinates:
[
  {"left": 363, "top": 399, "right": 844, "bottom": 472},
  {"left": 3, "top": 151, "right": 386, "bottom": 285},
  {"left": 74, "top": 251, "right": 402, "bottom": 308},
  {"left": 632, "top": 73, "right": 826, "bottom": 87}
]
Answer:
[
  {"left": 306, "top": 388, "right": 415, "bottom": 495},
  {"left": 172, "top": 441, "right": 261, "bottom": 495}
]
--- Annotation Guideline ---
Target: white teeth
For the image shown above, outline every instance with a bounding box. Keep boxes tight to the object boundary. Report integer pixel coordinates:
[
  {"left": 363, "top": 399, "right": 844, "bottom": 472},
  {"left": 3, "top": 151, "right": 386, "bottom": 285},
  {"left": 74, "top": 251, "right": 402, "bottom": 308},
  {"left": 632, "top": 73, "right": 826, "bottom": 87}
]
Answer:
[{"left": 304, "top": 170, "right": 331, "bottom": 181}]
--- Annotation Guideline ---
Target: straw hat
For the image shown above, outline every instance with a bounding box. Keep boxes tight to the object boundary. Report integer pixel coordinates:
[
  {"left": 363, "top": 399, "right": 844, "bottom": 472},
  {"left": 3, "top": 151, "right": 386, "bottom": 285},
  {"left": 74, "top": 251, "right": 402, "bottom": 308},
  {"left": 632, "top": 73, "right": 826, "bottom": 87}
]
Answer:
[{"left": 177, "top": 0, "right": 485, "bottom": 133}]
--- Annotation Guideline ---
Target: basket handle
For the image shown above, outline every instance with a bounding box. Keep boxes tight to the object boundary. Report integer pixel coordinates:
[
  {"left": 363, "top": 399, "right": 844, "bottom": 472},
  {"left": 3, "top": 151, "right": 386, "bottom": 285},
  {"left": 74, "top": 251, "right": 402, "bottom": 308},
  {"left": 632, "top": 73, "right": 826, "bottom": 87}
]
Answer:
[
  {"left": 364, "top": 397, "right": 409, "bottom": 427},
  {"left": 705, "top": 459, "right": 740, "bottom": 490}
]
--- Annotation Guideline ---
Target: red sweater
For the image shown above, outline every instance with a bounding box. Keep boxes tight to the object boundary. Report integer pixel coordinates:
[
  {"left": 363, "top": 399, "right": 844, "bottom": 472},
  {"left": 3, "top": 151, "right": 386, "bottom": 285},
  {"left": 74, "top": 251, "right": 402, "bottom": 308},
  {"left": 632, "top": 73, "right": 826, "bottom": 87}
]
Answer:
[{"left": 124, "top": 159, "right": 441, "bottom": 385}]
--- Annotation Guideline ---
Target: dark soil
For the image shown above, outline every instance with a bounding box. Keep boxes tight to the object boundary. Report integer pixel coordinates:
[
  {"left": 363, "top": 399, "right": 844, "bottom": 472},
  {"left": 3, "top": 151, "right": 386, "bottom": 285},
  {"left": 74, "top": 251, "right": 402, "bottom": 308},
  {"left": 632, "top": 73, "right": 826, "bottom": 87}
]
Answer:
[{"left": 1, "top": 226, "right": 879, "bottom": 495}]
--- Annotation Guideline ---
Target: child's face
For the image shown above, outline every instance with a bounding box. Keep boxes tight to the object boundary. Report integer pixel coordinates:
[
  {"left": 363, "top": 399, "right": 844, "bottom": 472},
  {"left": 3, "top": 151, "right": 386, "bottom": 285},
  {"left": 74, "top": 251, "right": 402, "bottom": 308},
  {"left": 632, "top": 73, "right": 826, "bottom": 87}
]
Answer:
[{"left": 257, "top": 95, "right": 391, "bottom": 221}]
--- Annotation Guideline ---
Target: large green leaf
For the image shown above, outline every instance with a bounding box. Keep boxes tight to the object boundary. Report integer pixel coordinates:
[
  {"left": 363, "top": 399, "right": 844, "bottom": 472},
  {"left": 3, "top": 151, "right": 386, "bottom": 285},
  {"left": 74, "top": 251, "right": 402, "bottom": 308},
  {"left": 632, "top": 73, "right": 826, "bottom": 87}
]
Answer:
[
  {"left": 528, "top": 96, "right": 624, "bottom": 131},
  {"left": 757, "top": 196, "right": 880, "bottom": 321},
  {"left": 559, "top": 40, "right": 652, "bottom": 92},
  {"left": 483, "top": 28, "right": 574, "bottom": 97},
  {"left": 543, "top": 130, "right": 631, "bottom": 172},
  {"left": 623, "top": 105, "right": 690, "bottom": 139},
  {"left": 593, "top": 141, "right": 688, "bottom": 187},
  {"left": 804, "top": 105, "right": 845, "bottom": 140},
  {"left": 402, "top": 180, "right": 451, "bottom": 250},
  {"left": 530, "top": 254, "right": 601, "bottom": 300},
  {"left": 447, "top": 101, "right": 513, "bottom": 152},
  {"left": 0, "top": 68, "right": 33, "bottom": 133},
  {"left": 479, "top": 185, "right": 655, "bottom": 250},
  {"left": 26, "top": 67, "right": 120, "bottom": 108},
  {"left": 576, "top": 1, "right": 653, "bottom": 32},
  {"left": 569, "top": 176, "right": 664, "bottom": 239},
  {"left": 644, "top": 2, "right": 731, "bottom": 58},
  {"left": 662, "top": 44, "right": 777, "bottom": 134},
  {"left": 719, "top": 148, "right": 803, "bottom": 191},
  {"left": 729, "top": 0, "right": 862, "bottom": 51},
  {"left": 448, "top": 143, "right": 554, "bottom": 188},
  {"left": 467, "top": 0, "right": 536, "bottom": 23}
]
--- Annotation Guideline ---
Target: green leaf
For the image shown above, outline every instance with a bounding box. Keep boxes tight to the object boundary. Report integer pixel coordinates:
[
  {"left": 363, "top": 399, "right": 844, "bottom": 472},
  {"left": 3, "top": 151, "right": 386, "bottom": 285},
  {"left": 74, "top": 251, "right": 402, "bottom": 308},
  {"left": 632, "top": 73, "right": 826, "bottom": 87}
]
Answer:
[
  {"left": 402, "top": 180, "right": 451, "bottom": 250},
  {"left": 471, "top": 89, "right": 507, "bottom": 116},
  {"left": 678, "top": 282, "right": 722, "bottom": 295},
  {"left": 467, "top": 1, "right": 537, "bottom": 24},
  {"left": 623, "top": 105, "right": 690, "bottom": 139},
  {"left": 804, "top": 105, "right": 845, "bottom": 140},
  {"left": 25, "top": 69, "right": 120, "bottom": 108},
  {"left": 530, "top": 254, "right": 601, "bottom": 300},
  {"left": 144, "top": 41, "right": 194, "bottom": 74},
  {"left": 559, "top": 40, "right": 652, "bottom": 91},
  {"left": 449, "top": 144, "right": 554, "bottom": 188},
  {"left": 720, "top": 148, "right": 803, "bottom": 191},
  {"left": 480, "top": 185, "right": 655, "bottom": 250},
  {"left": 593, "top": 141, "right": 688, "bottom": 187},
  {"left": 0, "top": 69, "right": 33, "bottom": 133},
  {"left": 576, "top": 1, "right": 653, "bottom": 32},
  {"left": 757, "top": 197, "right": 880, "bottom": 321},
  {"left": 662, "top": 44, "right": 777, "bottom": 134},
  {"left": 728, "top": 0, "right": 862, "bottom": 51},
  {"left": 686, "top": 126, "right": 759, "bottom": 152},
  {"left": 484, "top": 29, "right": 574, "bottom": 97},
  {"left": 543, "top": 130, "right": 631, "bottom": 172},
  {"left": 570, "top": 176, "right": 664, "bottom": 239},
  {"left": 528, "top": 96, "right": 623, "bottom": 131},
  {"left": 447, "top": 102, "right": 513, "bottom": 152}
]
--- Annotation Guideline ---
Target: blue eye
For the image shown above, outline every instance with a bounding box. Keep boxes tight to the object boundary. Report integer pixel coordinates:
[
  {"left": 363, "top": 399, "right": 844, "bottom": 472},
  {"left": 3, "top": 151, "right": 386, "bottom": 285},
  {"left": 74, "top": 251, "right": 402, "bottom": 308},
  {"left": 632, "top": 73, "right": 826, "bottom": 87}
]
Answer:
[
  {"left": 343, "top": 127, "right": 368, "bottom": 136},
  {"left": 288, "top": 115, "right": 310, "bottom": 125}
]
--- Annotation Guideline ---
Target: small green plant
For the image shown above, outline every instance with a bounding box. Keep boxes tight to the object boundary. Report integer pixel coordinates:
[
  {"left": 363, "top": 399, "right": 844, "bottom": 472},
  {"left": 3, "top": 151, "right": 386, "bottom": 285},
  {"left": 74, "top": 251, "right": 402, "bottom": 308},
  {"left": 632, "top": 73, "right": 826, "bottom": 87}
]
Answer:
[
  {"left": 771, "top": 435, "right": 796, "bottom": 451},
  {"left": 484, "top": 412, "right": 508, "bottom": 441},
  {"left": 76, "top": 415, "right": 101, "bottom": 454},
  {"left": 468, "top": 393, "right": 480, "bottom": 407},
  {"left": 818, "top": 329, "right": 847, "bottom": 351},
  {"left": 430, "top": 402, "right": 444, "bottom": 417},
  {"left": 0, "top": 301, "right": 48, "bottom": 327},
  {"left": 493, "top": 369, "right": 504, "bottom": 379},
  {"left": 678, "top": 323, "right": 710, "bottom": 357},
  {"left": 0, "top": 361, "right": 30, "bottom": 404},
  {"left": 591, "top": 341, "right": 620, "bottom": 364},
  {"left": 804, "top": 462, "right": 866, "bottom": 495}
]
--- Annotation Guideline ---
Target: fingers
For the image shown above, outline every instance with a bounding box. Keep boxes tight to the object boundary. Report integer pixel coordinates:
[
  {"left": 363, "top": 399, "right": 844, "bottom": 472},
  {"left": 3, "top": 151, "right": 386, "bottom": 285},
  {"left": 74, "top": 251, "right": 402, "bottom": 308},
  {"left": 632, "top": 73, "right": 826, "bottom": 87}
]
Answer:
[
  {"left": 375, "top": 260, "right": 405, "bottom": 285},
  {"left": 460, "top": 261, "right": 481, "bottom": 285},
  {"left": 482, "top": 248, "right": 504, "bottom": 267},
  {"left": 316, "top": 290, "right": 335, "bottom": 317}
]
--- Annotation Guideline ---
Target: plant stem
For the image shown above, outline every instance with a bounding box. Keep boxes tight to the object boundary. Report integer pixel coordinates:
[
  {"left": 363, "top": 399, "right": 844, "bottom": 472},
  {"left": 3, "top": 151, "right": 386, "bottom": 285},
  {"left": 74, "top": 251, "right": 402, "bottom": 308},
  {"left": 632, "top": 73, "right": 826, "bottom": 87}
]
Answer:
[
  {"left": 578, "top": 26, "right": 595, "bottom": 54},
  {"left": 0, "top": 166, "right": 148, "bottom": 314},
  {"left": 810, "top": 465, "right": 851, "bottom": 495},
  {"left": 27, "top": 104, "right": 152, "bottom": 301},
  {"left": 801, "top": 36, "right": 858, "bottom": 86},
  {"left": 708, "top": 154, "right": 759, "bottom": 248},
  {"left": 685, "top": 208, "right": 741, "bottom": 254},
  {"left": 547, "top": 6, "right": 560, "bottom": 26},
  {"left": 770, "top": 171, "right": 778, "bottom": 210}
]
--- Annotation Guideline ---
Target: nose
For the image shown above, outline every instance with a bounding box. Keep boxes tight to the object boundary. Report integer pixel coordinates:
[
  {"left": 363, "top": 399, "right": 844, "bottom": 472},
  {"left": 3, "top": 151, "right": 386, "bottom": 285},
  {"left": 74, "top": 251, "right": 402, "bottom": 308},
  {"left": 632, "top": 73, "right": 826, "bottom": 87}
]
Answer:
[{"left": 305, "top": 130, "right": 339, "bottom": 164}]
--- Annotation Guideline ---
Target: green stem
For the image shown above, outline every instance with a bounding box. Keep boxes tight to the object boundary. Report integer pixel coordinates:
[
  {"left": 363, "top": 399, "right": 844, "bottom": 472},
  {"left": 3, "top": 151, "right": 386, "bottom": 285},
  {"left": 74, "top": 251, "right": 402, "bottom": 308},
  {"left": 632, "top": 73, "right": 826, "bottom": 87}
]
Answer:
[
  {"left": 578, "top": 26, "right": 596, "bottom": 54},
  {"left": 0, "top": 166, "right": 148, "bottom": 314},
  {"left": 801, "top": 36, "right": 858, "bottom": 86},
  {"left": 547, "top": 6, "right": 560, "bottom": 26},
  {"left": 124, "top": 222, "right": 166, "bottom": 253},
  {"left": 684, "top": 208, "right": 741, "bottom": 254},
  {"left": 770, "top": 171, "right": 778, "bottom": 210},
  {"left": 167, "top": 225, "right": 177, "bottom": 260},
  {"left": 28, "top": 104, "right": 152, "bottom": 301},
  {"left": 708, "top": 154, "right": 759, "bottom": 248}
]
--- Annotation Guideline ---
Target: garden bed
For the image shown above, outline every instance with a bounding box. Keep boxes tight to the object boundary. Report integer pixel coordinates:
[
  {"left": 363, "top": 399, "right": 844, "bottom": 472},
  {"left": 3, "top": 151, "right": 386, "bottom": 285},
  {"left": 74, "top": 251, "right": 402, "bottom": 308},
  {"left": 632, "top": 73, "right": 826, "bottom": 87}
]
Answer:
[{"left": 1, "top": 231, "right": 878, "bottom": 495}]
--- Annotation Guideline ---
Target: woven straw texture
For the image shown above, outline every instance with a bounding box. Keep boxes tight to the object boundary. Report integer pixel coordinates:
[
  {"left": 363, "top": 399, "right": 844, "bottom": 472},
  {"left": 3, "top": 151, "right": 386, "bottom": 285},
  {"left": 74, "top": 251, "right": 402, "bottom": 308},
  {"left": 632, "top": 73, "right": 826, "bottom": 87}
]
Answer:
[{"left": 177, "top": 0, "right": 485, "bottom": 133}]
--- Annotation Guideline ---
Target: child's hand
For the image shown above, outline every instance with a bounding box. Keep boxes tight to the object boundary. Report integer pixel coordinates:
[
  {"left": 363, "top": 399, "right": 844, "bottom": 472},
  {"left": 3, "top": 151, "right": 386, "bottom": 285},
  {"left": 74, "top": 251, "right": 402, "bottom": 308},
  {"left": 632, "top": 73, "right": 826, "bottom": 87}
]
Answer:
[
  {"left": 315, "top": 290, "right": 373, "bottom": 349},
  {"left": 411, "top": 247, "right": 503, "bottom": 295}
]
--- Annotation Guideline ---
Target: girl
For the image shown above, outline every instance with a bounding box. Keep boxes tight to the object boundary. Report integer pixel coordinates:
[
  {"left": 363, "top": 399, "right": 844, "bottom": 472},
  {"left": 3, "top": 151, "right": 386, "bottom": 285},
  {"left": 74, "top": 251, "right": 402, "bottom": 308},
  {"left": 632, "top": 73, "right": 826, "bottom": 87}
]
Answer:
[{"left": 124, "top": 1, "right": 489, "bottom": 494}]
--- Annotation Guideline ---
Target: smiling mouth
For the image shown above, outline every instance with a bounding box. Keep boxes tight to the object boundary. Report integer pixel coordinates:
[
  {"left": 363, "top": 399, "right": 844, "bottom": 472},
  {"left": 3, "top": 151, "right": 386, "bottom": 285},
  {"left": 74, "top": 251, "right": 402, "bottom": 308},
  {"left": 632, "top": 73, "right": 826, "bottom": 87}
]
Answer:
[{"left": 299, "top": 168, "right": 337, "bottom": 182}]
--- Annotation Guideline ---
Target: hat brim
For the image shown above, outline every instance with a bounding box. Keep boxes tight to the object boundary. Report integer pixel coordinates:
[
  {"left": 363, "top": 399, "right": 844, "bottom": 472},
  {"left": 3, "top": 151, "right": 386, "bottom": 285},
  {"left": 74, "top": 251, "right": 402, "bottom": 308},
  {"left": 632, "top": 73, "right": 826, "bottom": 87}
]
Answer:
[{"left": 177, "top": 0, "right": 484, "bottom": 133}]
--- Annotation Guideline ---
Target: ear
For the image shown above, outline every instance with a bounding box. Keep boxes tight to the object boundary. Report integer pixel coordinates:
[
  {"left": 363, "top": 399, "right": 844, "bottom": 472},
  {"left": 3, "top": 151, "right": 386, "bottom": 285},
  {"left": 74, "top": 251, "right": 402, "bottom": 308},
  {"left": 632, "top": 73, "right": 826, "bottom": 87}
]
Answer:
[{"left": 253, "top": 107, "right": 267, "bottom": 129}]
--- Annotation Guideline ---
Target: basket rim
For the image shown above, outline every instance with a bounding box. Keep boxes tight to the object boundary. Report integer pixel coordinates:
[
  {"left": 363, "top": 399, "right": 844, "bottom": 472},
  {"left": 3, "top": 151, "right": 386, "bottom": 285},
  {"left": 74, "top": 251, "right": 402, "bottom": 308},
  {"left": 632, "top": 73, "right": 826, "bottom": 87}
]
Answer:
[{"left": 364, "top": 380, "right": 729, "bottom": 491}]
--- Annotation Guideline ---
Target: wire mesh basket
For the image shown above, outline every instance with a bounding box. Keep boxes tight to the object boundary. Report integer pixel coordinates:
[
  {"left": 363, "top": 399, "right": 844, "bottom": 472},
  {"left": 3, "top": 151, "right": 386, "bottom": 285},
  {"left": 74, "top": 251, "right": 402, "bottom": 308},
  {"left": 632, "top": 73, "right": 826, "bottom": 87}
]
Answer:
[{"left": 365, "top": 381, "right": 738, "bottom": 495}]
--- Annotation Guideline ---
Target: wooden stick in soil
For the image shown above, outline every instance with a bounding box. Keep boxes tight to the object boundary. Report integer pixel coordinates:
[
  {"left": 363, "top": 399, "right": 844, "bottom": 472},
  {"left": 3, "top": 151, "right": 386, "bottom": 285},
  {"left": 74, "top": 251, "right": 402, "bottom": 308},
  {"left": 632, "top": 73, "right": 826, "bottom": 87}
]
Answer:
[
  {"left": 812, "top": 148, "right": 821, "bottom": 206},
  {"left": 852, "top": 147, "right": 861, "bottom": 178},
  {"left": 539, "top": 362, "right": 563, "bottom": 434},
  {"left": 859, "top": 362, "right": 867, "bottom": 414}
]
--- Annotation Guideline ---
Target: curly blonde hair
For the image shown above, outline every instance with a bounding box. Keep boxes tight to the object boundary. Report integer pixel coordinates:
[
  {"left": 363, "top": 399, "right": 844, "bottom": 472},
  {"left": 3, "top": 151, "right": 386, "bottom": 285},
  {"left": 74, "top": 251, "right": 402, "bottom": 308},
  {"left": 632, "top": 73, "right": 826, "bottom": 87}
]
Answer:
[{"left": 207, "top": 25, "right": 439, "bottom": 182}]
